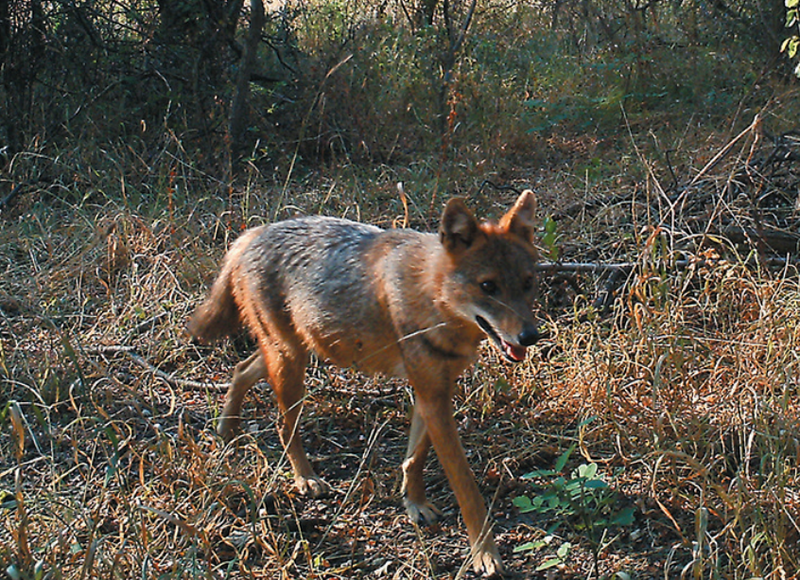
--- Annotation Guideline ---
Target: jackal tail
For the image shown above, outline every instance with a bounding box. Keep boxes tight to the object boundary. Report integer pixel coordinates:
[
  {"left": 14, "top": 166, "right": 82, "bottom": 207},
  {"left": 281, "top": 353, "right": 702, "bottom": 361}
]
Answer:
[
  {"left": 187, "top": 262, "right": 240, "bottom": 343},
  {"left": 186, "top": 230, "right": 258, "bottom": 343}
]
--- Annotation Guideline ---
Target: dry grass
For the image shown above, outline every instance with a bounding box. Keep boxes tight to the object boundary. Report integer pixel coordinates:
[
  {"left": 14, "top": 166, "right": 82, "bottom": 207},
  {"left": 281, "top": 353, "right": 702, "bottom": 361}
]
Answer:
[{"left": 2, "top": 114, "right": 800, "bottom": 579}]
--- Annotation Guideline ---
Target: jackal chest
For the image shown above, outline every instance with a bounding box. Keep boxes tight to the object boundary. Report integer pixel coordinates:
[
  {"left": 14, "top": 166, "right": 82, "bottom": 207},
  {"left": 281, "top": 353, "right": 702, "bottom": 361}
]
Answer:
[{"left": 307, "top": 326, "right": 407, "bottom": 379}]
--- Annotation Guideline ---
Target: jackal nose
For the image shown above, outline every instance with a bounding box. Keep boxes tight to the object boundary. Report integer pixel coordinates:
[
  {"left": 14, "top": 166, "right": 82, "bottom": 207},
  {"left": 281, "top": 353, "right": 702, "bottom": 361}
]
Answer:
[{"left": 518, "top": 326, "right": 540, "bottom": 347}]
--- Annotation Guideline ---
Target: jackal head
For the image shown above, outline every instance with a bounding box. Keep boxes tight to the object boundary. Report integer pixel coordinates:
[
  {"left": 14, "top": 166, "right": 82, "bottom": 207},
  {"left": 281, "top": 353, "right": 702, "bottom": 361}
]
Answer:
[{"left": 438, "top": 190, "right": 541, "bottom": 363}]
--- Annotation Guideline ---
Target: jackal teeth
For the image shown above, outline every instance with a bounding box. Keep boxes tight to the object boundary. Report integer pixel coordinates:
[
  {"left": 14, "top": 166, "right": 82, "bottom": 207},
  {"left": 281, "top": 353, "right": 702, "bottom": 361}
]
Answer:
[{"left": 475, "top": 316, "right": 527, "bottom": 363}]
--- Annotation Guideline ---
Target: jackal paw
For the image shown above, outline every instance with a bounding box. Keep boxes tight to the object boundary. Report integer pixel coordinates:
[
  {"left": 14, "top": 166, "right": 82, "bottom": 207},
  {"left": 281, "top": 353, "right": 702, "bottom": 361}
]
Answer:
[
  {"left": 216, "top": 417, "right": 240, "bottom": 443},
  {"left": 403, "top": 497, "right": 442, "bottom": 526},
  {"left": 471, "top": 537, "right": 504, "bottom": 578},
  {"left": 295, "top": 474, "right": 331, "bottom": 498}
]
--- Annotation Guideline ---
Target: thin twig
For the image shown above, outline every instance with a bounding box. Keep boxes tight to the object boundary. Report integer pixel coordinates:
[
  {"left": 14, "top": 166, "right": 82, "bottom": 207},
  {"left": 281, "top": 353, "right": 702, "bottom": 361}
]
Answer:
[
  {"left": 689, "top": 114, "right": 761, "bottom": 187},
  {"left": 86, "top": 345, "right": 229, "bottom": 391}
]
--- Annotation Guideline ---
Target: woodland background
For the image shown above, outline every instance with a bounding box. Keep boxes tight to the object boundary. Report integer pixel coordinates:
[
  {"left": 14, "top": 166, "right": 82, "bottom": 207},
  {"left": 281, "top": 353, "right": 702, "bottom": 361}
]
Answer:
[{"left": 2, "top": 0, "right": 800, "bottom": 577}]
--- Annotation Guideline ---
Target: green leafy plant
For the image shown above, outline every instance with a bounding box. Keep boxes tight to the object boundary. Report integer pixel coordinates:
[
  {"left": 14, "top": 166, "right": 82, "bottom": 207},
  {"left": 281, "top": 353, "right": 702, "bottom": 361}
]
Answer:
[
  {"left": 513, "top": 443, "right": 635, "bottom": 574},
  {"left": 783, "top": 0, "right": 800, "bottom": 76},
  {"left": 541, "top": 216, "right": 560, "bottom": 261}
]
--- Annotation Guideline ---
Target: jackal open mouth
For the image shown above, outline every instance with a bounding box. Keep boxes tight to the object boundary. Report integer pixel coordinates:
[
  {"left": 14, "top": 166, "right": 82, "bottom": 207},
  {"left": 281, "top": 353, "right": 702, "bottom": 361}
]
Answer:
[{"left": 476, "top": 316, "right": 527, "bottom": 363}]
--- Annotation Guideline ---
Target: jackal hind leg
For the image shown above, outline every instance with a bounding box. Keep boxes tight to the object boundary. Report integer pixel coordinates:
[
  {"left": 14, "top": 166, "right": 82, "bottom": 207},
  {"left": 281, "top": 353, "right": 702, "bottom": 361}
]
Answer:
[
  {"left": 217, "top": 351, "right": 266, "bottom": 441},
  {"left": 401, "top": 403, "right": 441, "bottom": 526},
  {"left": 263, "top": 339, "right": 330, "bottom": 499}
]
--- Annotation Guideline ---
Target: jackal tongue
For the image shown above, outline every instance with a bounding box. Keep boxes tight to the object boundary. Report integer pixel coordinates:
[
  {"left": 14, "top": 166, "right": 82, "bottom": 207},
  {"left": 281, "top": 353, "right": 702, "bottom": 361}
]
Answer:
[
  {"left": 503, "top": 340, "right": 527, "bottom": 363},
  {"left": 476, "top": 317, "right": 528, "bottom": 363}
]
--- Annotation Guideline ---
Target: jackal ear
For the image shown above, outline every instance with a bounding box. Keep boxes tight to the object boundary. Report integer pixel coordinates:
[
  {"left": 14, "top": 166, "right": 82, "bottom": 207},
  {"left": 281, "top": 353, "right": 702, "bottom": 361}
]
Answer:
[
  {"left": 500, "top": 189, "right": 537, "bottom": 243},
  {"left": 440, "top": 198, "right": 482, "bottom": 253}
]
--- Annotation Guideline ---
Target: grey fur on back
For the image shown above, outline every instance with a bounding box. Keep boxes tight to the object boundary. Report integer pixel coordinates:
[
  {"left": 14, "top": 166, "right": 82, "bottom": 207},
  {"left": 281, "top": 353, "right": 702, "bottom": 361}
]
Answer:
[{"left": 187, "top": 216, "right": 387, "bottom": 345}]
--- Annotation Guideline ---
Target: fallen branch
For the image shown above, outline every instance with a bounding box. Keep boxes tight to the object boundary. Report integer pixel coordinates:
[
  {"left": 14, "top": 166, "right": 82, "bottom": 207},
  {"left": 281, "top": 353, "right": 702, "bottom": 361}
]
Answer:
[
  {"left": 537, "top": 255, "right": 797, "bottom": 274},
  {"left": 536, "top": 261, "right": 636, "bottom": 273},
  {"left": 86, "top": 345, "right": 229, "bottom": 391},
  {"left": 0, "top": 183, "right": 24, "bottom": 213},
  {"left": 87, "top": 345, "right": 400, "bottom": 400},
  {"left": 538, "top": 255, "right": 797, "bottom": 319},
  {"left": 715, "top": 226, "right": 800, "bottom": 254}
]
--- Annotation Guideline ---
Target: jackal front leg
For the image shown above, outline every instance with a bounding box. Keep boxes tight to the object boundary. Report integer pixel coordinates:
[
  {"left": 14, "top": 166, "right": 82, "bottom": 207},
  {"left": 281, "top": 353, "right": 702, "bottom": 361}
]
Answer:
[{"left": 414, "top": 390, "right": 503, "bottom": 577}]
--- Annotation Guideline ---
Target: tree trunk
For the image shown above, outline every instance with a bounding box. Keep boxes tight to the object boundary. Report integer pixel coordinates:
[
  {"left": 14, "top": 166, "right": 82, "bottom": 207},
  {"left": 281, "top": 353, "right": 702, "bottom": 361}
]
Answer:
[
  {"left": 229, "top": 0, "right": 265, "bottom": 170},
  {"left": 0, "top": 0, "right": 47, "bottom": 160}
]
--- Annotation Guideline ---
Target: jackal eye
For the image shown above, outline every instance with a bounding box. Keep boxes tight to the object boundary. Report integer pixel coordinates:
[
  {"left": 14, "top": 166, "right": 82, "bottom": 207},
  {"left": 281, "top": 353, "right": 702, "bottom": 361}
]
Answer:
[
  {"left": 522, "top": 276, "right": 535, "bottom": 292},
  {"left": 480, "top": 280, "right": 498, "bottom": 296}
]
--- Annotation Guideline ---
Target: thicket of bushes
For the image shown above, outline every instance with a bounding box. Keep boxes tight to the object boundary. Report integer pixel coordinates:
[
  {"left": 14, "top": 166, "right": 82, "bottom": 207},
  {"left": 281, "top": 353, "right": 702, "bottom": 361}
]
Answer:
[{"left": 0, "top": 0, "right": 788, "bottom": 197}]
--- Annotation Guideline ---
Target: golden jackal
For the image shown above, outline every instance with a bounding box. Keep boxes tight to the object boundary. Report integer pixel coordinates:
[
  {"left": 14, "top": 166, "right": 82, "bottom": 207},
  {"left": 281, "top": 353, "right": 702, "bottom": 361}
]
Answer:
[{"left": 188, "top": 191, "right": 541, "bottom": 576}]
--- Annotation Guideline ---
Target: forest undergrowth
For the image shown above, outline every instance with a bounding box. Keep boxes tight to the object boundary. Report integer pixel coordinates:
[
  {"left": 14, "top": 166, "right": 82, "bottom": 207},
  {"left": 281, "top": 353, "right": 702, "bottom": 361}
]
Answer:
[
  {"left": 2, "top": 0, "right": 800, "bottom": 576},
  {"left": 3, "top": 105, "right": 800, "bottom": 577}
]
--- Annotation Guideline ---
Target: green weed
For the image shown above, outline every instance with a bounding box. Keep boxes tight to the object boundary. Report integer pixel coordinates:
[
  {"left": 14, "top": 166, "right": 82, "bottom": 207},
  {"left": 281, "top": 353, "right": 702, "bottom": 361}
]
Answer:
[{"left": 514, "top": 441, "right": 635, "bottom": 575}]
